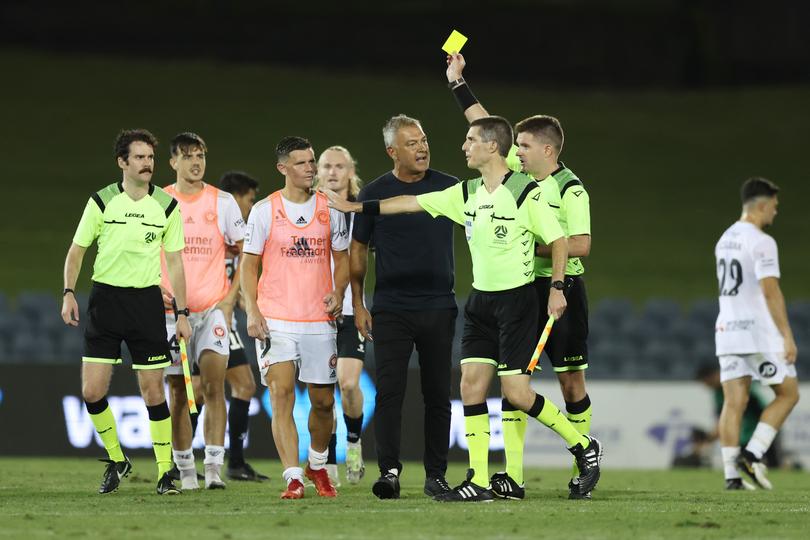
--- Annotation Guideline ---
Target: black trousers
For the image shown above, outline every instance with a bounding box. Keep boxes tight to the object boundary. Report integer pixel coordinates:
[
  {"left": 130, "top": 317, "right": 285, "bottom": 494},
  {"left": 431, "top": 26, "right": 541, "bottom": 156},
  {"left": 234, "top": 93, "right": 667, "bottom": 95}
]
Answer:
[{"left": 372, "top": 308, "right": 456, "bottom": 478}]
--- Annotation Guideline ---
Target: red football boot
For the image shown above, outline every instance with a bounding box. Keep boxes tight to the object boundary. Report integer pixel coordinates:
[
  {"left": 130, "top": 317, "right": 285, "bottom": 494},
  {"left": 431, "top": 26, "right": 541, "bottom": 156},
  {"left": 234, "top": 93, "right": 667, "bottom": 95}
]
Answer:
[
  {"left": 280, "top": 478, "right": 305, "bottom": 499},
  {"left": 305, "top": 465, "right": 338, "bottom": 497}
]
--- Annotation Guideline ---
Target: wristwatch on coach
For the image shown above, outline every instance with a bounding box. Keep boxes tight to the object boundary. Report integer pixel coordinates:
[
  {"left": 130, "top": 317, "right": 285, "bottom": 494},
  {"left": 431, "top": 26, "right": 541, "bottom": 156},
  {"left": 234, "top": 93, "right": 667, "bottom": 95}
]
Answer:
[{"left": 550, "top": 280, "right": 565, "bottom": 291}]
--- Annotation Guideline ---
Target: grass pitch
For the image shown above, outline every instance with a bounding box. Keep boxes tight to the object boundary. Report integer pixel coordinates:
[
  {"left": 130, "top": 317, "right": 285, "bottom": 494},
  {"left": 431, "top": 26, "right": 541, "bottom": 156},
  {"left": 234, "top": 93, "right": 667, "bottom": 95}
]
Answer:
[{"left": 0, "top": 458, "right": 807, "bottom": 539}]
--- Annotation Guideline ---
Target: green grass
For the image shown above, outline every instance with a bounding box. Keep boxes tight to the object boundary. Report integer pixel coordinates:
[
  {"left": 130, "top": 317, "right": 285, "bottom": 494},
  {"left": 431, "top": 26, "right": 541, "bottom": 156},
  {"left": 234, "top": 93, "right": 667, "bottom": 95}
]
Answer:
[
  {"left": 0, "top": 458, "right": 808, "bottom": 539},
  {"left": 1, "top": 50, "right": 809, "bottom": 303}
]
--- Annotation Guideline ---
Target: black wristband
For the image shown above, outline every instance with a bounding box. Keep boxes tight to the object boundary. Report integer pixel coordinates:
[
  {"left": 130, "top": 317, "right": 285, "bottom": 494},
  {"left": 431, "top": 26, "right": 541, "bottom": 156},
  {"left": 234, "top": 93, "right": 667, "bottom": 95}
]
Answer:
[
  {"left": 451, "top": 82, "right": 479, "bottom": 111},
  {"left": 63, "top": 288, "right": 74, "bottom": 296},
  {"left": 362, "top": 200, "right": 381, "bottom": 216}
]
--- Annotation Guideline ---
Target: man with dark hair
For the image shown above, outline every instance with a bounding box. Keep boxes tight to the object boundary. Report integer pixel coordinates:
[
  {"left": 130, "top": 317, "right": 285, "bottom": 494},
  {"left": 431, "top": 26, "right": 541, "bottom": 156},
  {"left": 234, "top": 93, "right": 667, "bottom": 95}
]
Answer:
[
  {"left": 216, "top": 170, "right": 267, "bottom": 481},
  {"left": 242, "top": 136, "right": 349, "bottom": 499},
  {"left": 349, "top": 114, "right": 458, "bottom": 499},
  {"left": 324, "top": 118, "right": 603, "bottom": 502},
  {"left": 159, "top": 132, "right": 245, "bottom": 490},
  {"left": 715, "top": 177, "right": 799, "bottom": 490},
  {"left": 61, "top": 128, "right": 191, "bottom": 495},
  {"left": 446, "top": 54, "right": 595, "bottom": 500}
]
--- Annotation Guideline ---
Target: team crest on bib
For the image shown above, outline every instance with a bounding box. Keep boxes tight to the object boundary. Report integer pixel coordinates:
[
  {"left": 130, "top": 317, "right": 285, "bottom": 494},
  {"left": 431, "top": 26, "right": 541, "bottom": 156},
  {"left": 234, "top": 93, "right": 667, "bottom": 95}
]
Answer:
[
  {"left": 317, "top": 210, "right": 329, "bottom": 225},
  {"left": 205, "top": 211, "right": 217, "bottom": 223},
  {"left": 328, "top": 354, "right": 338, "bottom": 369},
  {"left": 213, "top": 325, "right": 226, "bottom": 338}
]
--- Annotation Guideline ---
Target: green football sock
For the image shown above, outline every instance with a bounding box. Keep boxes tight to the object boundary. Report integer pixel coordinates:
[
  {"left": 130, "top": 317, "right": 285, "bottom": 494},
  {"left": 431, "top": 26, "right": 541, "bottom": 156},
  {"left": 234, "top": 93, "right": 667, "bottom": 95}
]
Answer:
[
  {"left": 464, "top": 403, "right": 491, "bottom": 486},
  {"left": 528, "top": 394, "right": 588, "bottom": 449},
  {"left": 147, "top": 402, "right": 173, "bottom": 479},
  {"left": 86, "top": 399, "right": 125, "bottom": 462},
  {"left": 501, "top": 398, "right": 526, "bottom": 485},
  {"left": 566, "top": 395, "right": 592, "bottom": 478}
]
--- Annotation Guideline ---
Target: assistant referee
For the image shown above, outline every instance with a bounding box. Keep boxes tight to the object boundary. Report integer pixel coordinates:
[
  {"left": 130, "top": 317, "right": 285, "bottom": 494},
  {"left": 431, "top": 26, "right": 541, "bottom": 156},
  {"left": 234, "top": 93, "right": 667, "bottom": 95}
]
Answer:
[{"left": 60, "top": 129, "right": 192, "bottom": 496}]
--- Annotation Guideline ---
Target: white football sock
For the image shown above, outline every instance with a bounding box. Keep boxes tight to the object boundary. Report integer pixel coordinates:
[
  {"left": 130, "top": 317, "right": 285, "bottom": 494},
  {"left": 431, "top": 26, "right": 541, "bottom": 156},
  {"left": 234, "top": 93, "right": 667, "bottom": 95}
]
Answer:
[
  {"left": 721, "top": 446, "right": 741, "bottom": 480},
  {"left": 745, "top": 422, "right": 777, "bottom": 460}
]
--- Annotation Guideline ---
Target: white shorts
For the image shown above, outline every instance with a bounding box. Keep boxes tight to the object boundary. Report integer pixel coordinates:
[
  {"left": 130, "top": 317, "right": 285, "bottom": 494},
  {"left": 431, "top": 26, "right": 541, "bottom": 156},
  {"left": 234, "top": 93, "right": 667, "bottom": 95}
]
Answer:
[
  {"left": 254, "top": 329, "right": 337, "bottom": 385},
  {"left": 164, "top": 308, "right": 230, "bottom": 376},
  {"left": 718, "top": 352, "right": 797, "bottom": 385}
]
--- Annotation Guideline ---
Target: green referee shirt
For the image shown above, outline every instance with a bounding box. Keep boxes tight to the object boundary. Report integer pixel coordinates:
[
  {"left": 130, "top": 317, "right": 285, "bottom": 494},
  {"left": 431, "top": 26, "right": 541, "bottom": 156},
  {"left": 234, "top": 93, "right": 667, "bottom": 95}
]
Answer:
[
  {"left": 506, "top": 146, "right": 590, "bottom": 277},
  {"left": 72, "top": 182, "right": 184, "bottom": 288},
  {"left": 416, "top": 171, "right": 563, "bottom": 292}
]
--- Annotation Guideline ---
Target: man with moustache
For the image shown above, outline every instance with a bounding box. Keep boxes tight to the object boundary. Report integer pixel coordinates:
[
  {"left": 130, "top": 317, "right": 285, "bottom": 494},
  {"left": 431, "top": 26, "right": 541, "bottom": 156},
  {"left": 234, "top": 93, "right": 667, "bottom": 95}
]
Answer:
[
  {"left": 350, "top": 115, "right": 458, "bottom": 499},
  {"left": 60, "top": 129, "right": 191, "bottom": 495}
]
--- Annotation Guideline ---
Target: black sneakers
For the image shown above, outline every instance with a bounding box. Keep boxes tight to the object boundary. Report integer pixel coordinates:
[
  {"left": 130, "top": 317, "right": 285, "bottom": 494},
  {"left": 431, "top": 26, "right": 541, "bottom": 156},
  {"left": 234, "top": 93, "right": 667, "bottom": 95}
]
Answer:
[
  {"left": 736, "top": 449, "right": 773, "bottom": 489},
  {"left": 98, "top": 457, "right": 132, "bottom": 494},
  {"left": 725, "top": 478, "right": 755, "bottom": 490},
  {"left": 434, "top": 469, "right": 494, "bottom": 503},
  {"left": 424, "top": 475, "right": 451, "bottom": 497},
  {"left": 372, "top": 472, "right": 400, "bottom": 499},
  {"left": 490, "top": 472, "right": 525, "bottom": 500},
  {"left": 227, "top": 462, "right": 270, "bottom": 482},
  {"left": 156, "top": 472, "right": 182, "bottom": 495},
  {"left": 568, "top": 478, "right": 592, "bottom": 500},
  {"left": 568, "top": 436, "right": 603, "bottom": 495}
]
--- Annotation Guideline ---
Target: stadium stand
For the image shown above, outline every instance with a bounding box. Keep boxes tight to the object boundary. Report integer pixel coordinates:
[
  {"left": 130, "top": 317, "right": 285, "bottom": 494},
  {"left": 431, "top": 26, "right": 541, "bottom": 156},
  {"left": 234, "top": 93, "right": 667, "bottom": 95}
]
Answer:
[{"left": 1, "top": 292, "right": 808, "bottom": 381}]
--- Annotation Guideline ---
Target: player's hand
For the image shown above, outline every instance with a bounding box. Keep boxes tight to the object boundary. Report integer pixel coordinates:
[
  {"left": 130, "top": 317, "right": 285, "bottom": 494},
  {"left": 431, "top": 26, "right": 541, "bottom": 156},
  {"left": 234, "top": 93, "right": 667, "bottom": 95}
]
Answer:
[
  {"left": 784, "top": 335, "right": 798, "bottom": 364},
  {"left": 176, "top": 315, "right": 193, "bottom": 342},
  {"left": 160, "top": 286, "right": 174, "bottom": 310},
  {"left": 446, "top": 53, "right": 466, "bottom": 82},
  {"left": 324, "top": 290, "right": 343, "bottom": 319},
  {"left": 354, "top": 305, "right": 373, "bottom": 341},
  {"left": 548, "top": 289, "right": 567, "bottom": 320},
  {"left": 247, "top": 307, "right": 268, "bottom": 341},
  {"left": 215, "top": 299, "right": 235, "bottom": 326},
  {"left": 61, "top": 293, "right": 80, "bottom": 326}
]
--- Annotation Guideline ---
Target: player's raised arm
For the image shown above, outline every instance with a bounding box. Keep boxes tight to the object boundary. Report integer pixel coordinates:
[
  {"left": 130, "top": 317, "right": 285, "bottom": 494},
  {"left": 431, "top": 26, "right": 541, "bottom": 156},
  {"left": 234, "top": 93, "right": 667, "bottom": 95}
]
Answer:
[
  {"left": 761, "top": 277, "right": 797, "bottom": 363},
  {"left": 446, "top": 53, "right": 489, "bottom": 122}
]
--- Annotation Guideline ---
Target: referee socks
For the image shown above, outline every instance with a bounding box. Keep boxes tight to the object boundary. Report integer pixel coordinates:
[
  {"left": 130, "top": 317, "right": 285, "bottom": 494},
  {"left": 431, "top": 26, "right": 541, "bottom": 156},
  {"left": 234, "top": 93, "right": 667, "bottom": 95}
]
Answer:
[
  {"left": 527, "top": 394, "right": 589, "bottom": 449},
  {"left": 85, "top": 397, "right": 125, "bottom": 463},
  {"left": 501, "top": 399, "right": 527, "bottom": 486},
  {"left": 565, "top": 395, "right": 593, "bottom": 477},
  {"left": 464, "top": 403, "right": 491, "bottom": 487},
  {"left": 146, "top": 401, "right": 173, "bottom": 479}
]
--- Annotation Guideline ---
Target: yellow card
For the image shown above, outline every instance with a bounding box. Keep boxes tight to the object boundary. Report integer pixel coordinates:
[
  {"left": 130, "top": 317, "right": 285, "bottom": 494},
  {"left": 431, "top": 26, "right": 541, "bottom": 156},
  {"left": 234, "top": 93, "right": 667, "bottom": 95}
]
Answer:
[{"left": 441, "top": 30, "right": 468, "bottom": 54}]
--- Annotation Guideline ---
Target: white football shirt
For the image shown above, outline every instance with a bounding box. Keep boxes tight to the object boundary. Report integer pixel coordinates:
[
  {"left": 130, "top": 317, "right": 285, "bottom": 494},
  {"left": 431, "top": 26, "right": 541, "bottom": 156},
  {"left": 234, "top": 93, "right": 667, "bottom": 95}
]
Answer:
[{"left": 715, "top": 221, "right": 783, "bottom": 355}]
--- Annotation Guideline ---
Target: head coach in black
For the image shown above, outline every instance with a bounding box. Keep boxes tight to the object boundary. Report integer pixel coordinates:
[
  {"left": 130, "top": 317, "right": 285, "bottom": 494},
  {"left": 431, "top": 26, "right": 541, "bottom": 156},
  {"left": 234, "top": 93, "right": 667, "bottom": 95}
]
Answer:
[{"left": 350, "top": 114, "right": 458, "bottom": 499}]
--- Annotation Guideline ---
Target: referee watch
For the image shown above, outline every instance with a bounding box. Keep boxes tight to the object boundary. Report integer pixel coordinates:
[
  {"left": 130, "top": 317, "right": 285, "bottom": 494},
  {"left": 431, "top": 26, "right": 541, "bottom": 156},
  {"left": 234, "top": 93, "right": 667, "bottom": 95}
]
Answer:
[
  {"left": 174, "top": 306, "right": 190, "bottom": 320},
  {"left": 550, "top": 280, "right": 566, "bottom": 291}
]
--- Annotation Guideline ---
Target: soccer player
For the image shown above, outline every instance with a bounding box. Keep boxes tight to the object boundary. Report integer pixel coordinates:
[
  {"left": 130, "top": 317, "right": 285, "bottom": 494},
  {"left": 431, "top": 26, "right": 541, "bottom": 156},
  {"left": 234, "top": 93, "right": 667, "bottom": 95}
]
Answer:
[
  {"left": 159, "top": 133, "right": 245, "bottom": 490},
  {"left": 241, "top": 136, "right": 349, "bottom": 499},
  {"left": 350, "top": 114, "right": 458, "bottom": 500},
  {"left": 446, "top": 53, "right": 595, "bottom": 499},
  {"left": 60, "top": 129, "right": 191, "bottom": 495},
  {"left": 218, "top": 170, "right": 268, "bottom": 482},
  {"left": 315, "top": 146, "right": 367, "bottom": 485},
  {"left": 324, "top": 116, "right": 603, "bottom": 502},
  {"left": 715, "top": 177, "right": 799, "bottom": 490}
]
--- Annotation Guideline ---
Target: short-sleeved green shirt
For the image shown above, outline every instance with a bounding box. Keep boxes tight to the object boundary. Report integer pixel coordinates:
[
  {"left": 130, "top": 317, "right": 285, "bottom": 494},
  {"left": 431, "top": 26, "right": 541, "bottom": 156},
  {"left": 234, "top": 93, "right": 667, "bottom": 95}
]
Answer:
[
  {"left": 73, "top": 182, "right": 184, "bottom": 288},
  {"left": 506, "top": 146, "right": 590, "bottom": 277},
  {"left": 416, "top": 171, "right": 563, "bottom": 292}
]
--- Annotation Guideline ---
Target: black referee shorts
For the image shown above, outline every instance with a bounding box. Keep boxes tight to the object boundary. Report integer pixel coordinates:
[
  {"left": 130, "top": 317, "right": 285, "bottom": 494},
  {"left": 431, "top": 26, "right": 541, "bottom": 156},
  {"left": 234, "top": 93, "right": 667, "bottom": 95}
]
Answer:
[
  {"left": 337, "top": 315, "right": 366, "bottom": 361},
  {"left": 460, "top": 283, "right": 539, "bottom": 376},
  {"left": 83, "top": 282, "right": 172, "bottom": 370},
  {"left": 534, "top": 275, "right": 589, "bottom": 372}
]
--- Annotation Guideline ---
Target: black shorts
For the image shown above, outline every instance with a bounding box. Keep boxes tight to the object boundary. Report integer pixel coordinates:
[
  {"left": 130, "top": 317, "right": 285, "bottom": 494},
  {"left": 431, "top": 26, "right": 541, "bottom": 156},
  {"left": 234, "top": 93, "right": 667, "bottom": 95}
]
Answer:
[
  {"left": 83, "top": 282, "right": 172, "bottom": 370},
  {"left": 534, "top": 275, "right": 589, "bottom": 372},
  {"left": 226, "top": 322, "right": 249, "bottom": 370},
  {"left": 460, "top": 283, "right": 539, "bottom": 376},
  {"left": 337, "top": 315, "right": 366, "bottom": 361}
]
